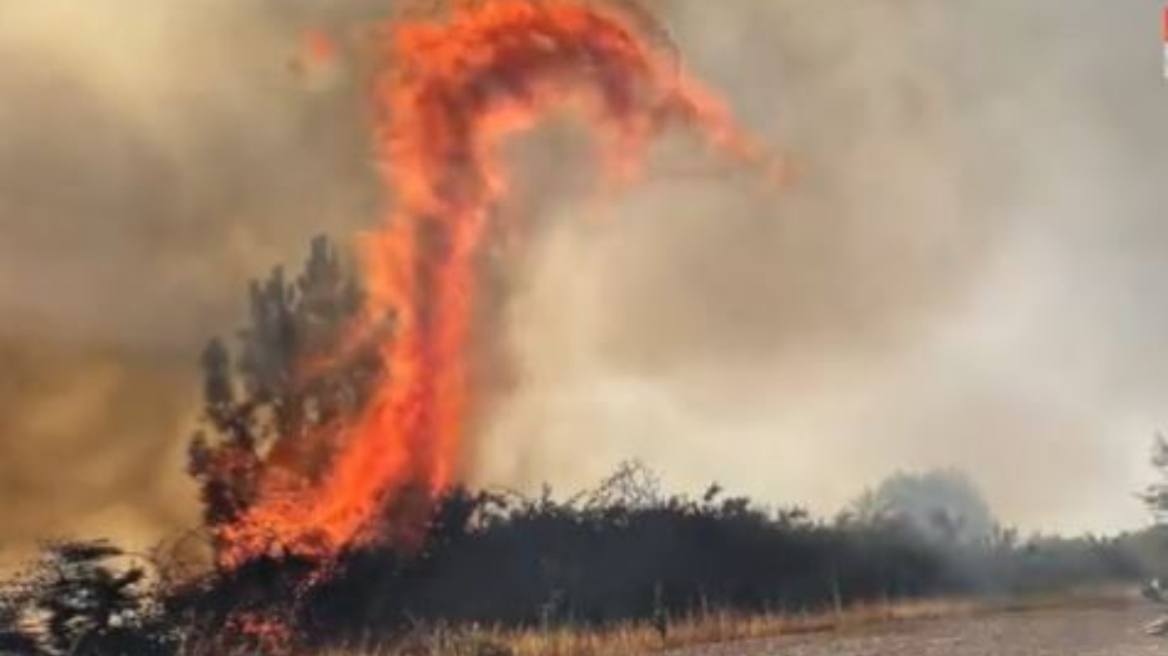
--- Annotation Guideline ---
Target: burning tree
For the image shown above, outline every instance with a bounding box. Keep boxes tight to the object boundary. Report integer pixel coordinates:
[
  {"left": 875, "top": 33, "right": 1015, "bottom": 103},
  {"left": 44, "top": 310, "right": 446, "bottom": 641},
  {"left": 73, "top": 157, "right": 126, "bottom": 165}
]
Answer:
[{"left": 187, "top": 236, "right": 383, "bottom": 539}]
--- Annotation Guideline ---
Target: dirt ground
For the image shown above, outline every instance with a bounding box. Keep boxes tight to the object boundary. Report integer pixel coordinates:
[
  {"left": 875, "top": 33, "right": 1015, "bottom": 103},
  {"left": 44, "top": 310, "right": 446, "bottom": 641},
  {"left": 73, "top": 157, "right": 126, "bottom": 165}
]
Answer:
[{"left": 665, "top": 605, "right": 1168, "bottom": 656}]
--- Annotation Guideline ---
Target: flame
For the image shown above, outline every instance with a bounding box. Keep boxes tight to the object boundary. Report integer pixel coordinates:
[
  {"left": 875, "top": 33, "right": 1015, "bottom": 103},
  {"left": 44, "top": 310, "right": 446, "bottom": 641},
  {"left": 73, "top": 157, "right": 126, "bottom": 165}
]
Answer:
[{"left": 219, "top": 0, "right": 761, "bottom": 566}]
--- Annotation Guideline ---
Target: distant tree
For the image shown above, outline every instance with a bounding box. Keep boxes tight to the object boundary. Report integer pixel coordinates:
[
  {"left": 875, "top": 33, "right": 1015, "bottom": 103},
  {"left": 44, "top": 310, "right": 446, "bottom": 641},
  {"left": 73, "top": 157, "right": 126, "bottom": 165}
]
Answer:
[
  {"left": 187, "top": 235, "right": 385, "bottom": 530},
  {"left": 848, "top": 469, "right": 996, "bottom": 544},
  {"left": 1144, "top": 434, "right": 1168, "bottom": 523}
]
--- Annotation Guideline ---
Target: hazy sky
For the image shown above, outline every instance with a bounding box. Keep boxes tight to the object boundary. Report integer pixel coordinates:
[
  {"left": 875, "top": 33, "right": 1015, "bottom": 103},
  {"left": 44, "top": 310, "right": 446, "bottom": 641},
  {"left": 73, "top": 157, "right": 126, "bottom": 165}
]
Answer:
[{"left": 0, "top": 0, "right": 1165, "bottom": 561}]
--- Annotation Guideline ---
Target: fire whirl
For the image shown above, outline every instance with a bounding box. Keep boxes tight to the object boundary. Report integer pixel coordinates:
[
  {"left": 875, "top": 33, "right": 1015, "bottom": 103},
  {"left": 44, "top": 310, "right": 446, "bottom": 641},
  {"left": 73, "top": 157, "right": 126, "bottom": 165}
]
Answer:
[{"left": 219, "top": 0, "right": 763, "bottom": 566}]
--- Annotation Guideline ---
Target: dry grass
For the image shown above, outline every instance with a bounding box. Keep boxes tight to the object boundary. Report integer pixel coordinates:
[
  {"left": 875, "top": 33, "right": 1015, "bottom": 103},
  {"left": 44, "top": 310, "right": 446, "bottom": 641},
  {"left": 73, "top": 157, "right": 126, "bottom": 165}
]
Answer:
[
  {"left": 299, "top": 588, "right": 1140, "bottom": 656},
  {"left": 321, "top": 598, "right": 986, "bottom": 656}
]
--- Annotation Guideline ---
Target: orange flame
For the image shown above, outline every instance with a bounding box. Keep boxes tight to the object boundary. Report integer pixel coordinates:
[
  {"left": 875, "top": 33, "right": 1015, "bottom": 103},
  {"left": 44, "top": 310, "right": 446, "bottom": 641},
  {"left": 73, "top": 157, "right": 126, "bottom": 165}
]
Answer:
[{"left": 219, "top": 0, "right": 760, "bottom": 566}]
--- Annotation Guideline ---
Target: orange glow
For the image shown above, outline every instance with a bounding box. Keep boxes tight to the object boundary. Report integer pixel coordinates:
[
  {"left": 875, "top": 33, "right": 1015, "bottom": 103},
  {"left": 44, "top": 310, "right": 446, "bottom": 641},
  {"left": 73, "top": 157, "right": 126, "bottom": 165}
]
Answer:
[
  {"left": 303, "top": 30, "right": 337, "bottom": 64},
  {"left": 228, "top": 611, "right": 293, "bottom": 654},
  {"left": 219, "top": 0, "right": 760, "bottom": 566}
]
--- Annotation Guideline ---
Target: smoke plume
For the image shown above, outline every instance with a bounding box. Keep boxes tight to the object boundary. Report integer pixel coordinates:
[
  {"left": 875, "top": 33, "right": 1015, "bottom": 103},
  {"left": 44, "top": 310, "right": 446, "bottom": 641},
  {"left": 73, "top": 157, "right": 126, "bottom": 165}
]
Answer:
[
  {"left": 475, "top": 0, "right": 1168, "bottom": 535},
  {"left": 0, "top": 0, "right": 381, "bottom": 562}
]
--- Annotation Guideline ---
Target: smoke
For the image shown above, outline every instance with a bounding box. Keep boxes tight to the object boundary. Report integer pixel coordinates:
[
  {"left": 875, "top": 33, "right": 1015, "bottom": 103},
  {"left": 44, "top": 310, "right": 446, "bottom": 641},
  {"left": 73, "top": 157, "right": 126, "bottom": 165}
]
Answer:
[
  {"left": 0, "top": 0, "right": 1164, "bottom": 562},
  {"left": 475, "top": 0, "right": 1168, "bottom": 535},
  {"left": 0, "top": 0, "right": 382, "bottom": 561},
  {"left": 475, "top": 0, "right": 973, "bottom": 501}
]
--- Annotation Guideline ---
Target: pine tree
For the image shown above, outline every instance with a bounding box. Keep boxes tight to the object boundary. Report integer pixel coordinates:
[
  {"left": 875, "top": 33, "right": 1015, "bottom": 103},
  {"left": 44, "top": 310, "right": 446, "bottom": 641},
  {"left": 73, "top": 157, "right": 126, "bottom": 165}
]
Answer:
[{"left": 187, "top": 236, "right": 386, "bottom": 529}]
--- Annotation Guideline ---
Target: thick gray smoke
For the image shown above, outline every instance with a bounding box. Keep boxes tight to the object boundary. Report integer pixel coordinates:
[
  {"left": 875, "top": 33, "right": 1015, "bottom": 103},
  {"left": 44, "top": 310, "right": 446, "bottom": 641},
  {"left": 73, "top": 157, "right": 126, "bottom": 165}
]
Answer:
[
  {"left": 0, "top": 0, "right": 1164, "bottom": 565},
  {"left": 477, "top": 0, "right": 1168, "bottom": 535}
]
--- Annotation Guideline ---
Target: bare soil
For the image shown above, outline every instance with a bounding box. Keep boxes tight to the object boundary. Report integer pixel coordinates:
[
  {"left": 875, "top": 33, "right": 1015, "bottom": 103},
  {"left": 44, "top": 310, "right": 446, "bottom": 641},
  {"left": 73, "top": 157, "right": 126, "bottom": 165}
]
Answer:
[{"left": 664, "top": 604, "right": 1168, "bottom": 656}]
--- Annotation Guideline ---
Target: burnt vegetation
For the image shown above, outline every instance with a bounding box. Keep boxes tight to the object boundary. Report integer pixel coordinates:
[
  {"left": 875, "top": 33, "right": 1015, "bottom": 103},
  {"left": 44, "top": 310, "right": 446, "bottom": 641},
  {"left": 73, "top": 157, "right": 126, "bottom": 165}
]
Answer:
[{"left": 3, "top": 237, "right": 1167, "bottom": 655}]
